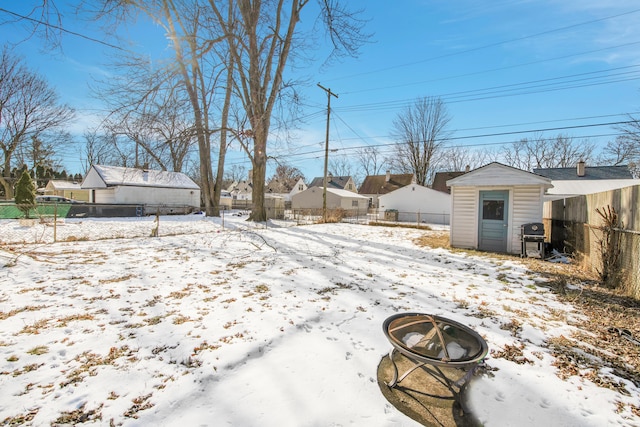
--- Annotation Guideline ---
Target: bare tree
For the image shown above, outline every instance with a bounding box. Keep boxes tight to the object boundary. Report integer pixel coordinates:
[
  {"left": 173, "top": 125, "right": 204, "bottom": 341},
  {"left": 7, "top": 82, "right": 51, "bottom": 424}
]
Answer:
[
  {"left": 605, "top": 116, "right": 640, "bottom": 177},
  {"left": 501, "top": 133, "right": 595, "bottom": 171},
  {"left": 82, "top": 130, "right": 117, "bottom": 174},
  {"left": 0, "top": 47, "right": 74, "bottom": 199},
  {"left": 88, "top": 0, "right": 228, "bottom": 215},
  {"left": 355, "top": 146, "right": 387, "bottom": 176},
  {"left": 437, "top": 146, "right": 497, "bottom": 173},
  {"left": 224, "top": 164, "right": 248, "bottom": 183},
  {"left": 329, "top": 155, "right": 354, "bottom": 177},
  {"left": 269, "top": 163, "right": 304, "bottom": 187},
  {"left": 209, "top": 0, "right": 369, "bottom": 221},
  {"left": 99, "top": 87, "right": 197, "bottom": 173},
  {"left": 390, "top": 96, "right": 452, "bottom": 186}
]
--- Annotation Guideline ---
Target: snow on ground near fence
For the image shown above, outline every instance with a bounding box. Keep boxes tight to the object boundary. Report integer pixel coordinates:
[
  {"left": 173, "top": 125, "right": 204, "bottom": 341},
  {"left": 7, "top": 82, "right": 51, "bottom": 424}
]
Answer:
[{"left": 0, "top": 214, "right": 638, "bottom": 426}]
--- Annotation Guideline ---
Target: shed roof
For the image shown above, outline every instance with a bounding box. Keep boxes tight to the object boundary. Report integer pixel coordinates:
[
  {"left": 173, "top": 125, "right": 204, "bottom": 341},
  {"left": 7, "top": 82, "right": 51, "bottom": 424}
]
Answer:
[
  {"left": 358, "top": 173, "right": 414, "bottom": 194},
  {"left": 447, "top": 162, "right": 552, "bottom": 187},
  {"left": 533, "top": 165, "right": 632, "bottom": 180},
  {"left": 86, "top": 165, "right": 199, "bottom": 189}
]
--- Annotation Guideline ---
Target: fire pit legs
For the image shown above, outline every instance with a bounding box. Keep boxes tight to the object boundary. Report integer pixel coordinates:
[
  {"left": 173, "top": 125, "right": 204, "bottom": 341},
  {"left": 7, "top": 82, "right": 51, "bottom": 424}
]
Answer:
[
  {"left": 386, "top": 347, "right": 427, "bottom": 388},
  {"left": 386, "top": 347, "right": 480, "bottom": 392}
]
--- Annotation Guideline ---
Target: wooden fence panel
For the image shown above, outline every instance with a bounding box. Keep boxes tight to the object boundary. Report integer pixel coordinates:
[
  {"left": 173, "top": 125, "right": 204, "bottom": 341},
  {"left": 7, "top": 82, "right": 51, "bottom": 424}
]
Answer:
[{"left": 544, "top": 185, "right": 640, "bottom": 299}]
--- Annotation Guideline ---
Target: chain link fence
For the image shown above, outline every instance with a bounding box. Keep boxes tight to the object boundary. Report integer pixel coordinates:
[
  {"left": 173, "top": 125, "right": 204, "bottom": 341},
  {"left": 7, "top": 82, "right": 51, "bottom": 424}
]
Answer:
[{"left": 1, "top": 205, "right": 450, "bottom": 246}]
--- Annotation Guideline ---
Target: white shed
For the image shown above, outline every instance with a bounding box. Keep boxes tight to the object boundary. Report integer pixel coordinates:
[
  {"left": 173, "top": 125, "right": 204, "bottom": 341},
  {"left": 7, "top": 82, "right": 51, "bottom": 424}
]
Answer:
[
  {"left": 82, "top": 165, "right": 201, "bottom": 213},
  {"left": 378, "top": 184, "right": 451, "bottom": 225},
  {"left": 446, "top": 162, "right": 552, "bottom": 254},
  {"left": 291, "top": 186, "right": 369, "bottom": 214}
]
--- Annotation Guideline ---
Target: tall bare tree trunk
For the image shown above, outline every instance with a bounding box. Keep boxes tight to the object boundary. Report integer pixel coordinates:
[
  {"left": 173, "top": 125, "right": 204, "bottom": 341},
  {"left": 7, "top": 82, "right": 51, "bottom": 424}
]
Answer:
[{"left": 213, "top": 55, "right": 235, "bottom": 217}]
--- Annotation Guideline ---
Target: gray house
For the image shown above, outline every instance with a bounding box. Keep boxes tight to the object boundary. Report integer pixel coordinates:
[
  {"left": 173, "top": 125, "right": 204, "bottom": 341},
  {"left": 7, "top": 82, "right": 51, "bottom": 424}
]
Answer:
[{"left": 447, "top": 162, "right": 552, "bottom": 254}]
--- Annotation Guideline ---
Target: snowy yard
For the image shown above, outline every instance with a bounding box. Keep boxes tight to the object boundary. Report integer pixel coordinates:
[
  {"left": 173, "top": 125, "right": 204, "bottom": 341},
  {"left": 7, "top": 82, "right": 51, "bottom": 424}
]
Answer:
[{"left": 0, "top": 214, "right": 638, "bottom": 426}]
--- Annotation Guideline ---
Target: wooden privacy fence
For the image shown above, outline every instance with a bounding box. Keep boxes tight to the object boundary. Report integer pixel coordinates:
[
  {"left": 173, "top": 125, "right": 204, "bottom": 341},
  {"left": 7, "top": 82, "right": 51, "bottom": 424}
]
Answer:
[{"left": 543, "top": 185, "right": 640, "bottom": 299}]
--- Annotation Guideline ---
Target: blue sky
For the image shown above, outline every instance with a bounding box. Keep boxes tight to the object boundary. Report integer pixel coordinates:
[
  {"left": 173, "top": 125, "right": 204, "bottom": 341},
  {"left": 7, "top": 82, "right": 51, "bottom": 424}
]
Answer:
[{"left": 2, "top": 1, "right": 640, "bottom": 180}]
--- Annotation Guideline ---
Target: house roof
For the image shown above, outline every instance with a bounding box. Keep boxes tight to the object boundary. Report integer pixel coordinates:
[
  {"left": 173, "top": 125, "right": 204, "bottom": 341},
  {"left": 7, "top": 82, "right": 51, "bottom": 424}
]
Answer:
[
  {"left": 266, "top": 177, "right": 300, "bottom": 194},
  {"left": 308, "top": 175, "right": 352, "bottom": 189},
  {"left": 545, "top": 179, "right": 640, "bottom": 197},
  {"left": 431, "top": 171, "right": 466, "bottom": 193},
  {"left": 447, "top": 162, "right": 552, "bottom": 187},
  {"left": 327, "top": 188, "right": 369, "bottom": 198},
  {"left": 229, "top": 181, "right": 252, "bottom": 193},
  {"left": 87, "top": 165, "right": 199, "bottom": 189},
  {"left": 533, "top": 165, "right": 632, "bottom": 180},
  {"left": 46, "top": 180, "right": 82, "bottom": 190},
  {"left": 358, "top": 173, "right": 414, "bottom": 195}
]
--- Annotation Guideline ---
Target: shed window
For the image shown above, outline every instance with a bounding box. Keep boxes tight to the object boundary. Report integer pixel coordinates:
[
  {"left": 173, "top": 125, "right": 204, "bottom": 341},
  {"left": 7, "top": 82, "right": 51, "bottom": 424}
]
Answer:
[
  {"left": 351, "top": 200, "right": 358, "bottom": 207},
  {"left": 482, "top": 200, "right": 504, "bottom": 220}
]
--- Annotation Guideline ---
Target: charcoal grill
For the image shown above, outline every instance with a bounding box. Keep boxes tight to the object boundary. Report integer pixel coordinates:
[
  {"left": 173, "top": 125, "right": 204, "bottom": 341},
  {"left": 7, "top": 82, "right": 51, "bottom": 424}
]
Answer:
[{"left": 521, "top": 222, "right": 545, "bottom": 259}]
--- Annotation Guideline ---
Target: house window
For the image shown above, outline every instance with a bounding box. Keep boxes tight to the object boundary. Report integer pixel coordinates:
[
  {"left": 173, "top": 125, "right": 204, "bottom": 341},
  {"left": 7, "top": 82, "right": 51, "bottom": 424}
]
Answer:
[
  {"left": 352, "top": 200, "right": 358, "bottom": 207},
  {"left": 298, "top": 184, "right": 303, "bottom": 190},
  {"left": 347, "top": 183, "right": 353, "bottom": 190}
]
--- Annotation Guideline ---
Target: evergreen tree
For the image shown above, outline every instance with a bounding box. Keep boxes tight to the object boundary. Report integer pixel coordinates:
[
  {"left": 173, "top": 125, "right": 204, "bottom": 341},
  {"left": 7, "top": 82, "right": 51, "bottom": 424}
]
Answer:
[{"left": 15, "top": 170, "right": 36, "bottom": 218}]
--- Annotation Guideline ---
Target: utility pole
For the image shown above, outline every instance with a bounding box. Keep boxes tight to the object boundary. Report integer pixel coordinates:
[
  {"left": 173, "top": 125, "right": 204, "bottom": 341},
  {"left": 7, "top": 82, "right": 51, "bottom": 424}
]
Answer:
[{"left": 317, "top": 83, "right": 338, "bottom": 223}]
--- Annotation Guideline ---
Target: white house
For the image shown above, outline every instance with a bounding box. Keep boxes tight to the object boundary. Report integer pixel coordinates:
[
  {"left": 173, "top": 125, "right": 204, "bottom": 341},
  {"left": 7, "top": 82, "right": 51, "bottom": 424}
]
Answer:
[
  {"left": 81, "top": 165, "right": 201, "bottom": 214},
  {"left": 265, "top": 177, "right": 307, "bottom": 202},
  {"left": 291, "top": 186, "right": 369, "bottom": 214},
  {"left": 227, "top": 180, "right": 252, "bottom": 201},
  {"left": 446, "top": 162, "right": 552, "bottom": 254},
  {"left": 378, "top": 184, "right": 451, "bottom": 225}
]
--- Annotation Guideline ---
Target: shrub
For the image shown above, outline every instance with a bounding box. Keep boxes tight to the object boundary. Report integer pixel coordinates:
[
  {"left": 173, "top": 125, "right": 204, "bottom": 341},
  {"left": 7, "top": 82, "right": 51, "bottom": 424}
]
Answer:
[{"left": 14, "top": 170, "right": 36, "bottom": 219}]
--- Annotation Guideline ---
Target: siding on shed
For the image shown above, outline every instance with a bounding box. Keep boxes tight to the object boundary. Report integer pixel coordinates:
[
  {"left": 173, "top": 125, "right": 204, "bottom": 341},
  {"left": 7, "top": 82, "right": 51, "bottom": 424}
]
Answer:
[
  {"left": 450, "top": 185, "right": 547, "bottom": 254},
  {"left": 450, "top": 187, "right": 478, "bottom": 249},
  {"left": 447, "top": 163, "right": 552, "bottom": 254},
  {"left": 510, "top": 186, "right": 547, "bottom": 250}
]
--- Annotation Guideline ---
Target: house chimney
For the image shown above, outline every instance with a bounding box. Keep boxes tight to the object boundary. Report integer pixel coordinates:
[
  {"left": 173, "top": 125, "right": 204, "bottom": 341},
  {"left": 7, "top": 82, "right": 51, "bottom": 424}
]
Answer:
[
  {"left": 577, "top": 160, "right": 585, "bottom": 177},
  {"left": 385, "top": 170, "right": 391, "bottom": 182},
  {"left": 465, "top": 165, "right": 470, "bottom": 173},
  {"left": 248, "top": 169, "right": 253, "bottom": 183}
]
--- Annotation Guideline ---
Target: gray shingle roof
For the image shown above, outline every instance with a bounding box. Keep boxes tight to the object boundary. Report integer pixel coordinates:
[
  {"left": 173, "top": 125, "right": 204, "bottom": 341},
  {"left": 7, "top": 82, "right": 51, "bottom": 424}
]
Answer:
[{"left": 533, "top": 165, "right": 632, "bottom": 180}]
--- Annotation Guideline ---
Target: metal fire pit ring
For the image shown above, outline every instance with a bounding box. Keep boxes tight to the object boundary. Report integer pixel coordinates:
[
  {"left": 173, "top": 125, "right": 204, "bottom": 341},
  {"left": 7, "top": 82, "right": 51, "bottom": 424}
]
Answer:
[{"left": 383, "top": 313, "right": 488, "bottom": 388}]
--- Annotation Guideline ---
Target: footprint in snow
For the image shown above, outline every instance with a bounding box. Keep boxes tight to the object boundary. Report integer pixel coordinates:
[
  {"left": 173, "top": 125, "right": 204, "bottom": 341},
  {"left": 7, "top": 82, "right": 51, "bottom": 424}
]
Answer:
[{"left": 495, "top": 391, "right": 505, "bottom": 402}]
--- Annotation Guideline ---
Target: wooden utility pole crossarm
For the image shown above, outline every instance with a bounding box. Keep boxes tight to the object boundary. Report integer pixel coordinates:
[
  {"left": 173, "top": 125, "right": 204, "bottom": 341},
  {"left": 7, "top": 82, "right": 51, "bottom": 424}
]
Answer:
[{"left": 317, "top": 83, "right": 338, "bottom": 222}]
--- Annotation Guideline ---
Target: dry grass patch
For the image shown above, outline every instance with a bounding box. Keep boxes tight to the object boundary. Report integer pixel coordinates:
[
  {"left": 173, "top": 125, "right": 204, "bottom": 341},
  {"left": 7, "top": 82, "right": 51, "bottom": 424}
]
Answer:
[
  {"left": 415, "top": 229, "right": 640, "bottom": 398},
  {"left": 26, "top": 345, "right": 49, "bottom": 356}
]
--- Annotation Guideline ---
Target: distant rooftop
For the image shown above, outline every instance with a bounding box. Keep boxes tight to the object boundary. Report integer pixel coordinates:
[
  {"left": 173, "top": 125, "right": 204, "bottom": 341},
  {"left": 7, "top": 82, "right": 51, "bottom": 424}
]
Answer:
[
  {"left": 534, "top": 164, "right": 632, "bottom": 180},
  {"left": 358, "top": 173, "right": 414, "bottom": 194},
  {"left": 308, "top": 175, "right": 352, "bottom": 190},
  {"left": 432, "top": 171, "right": 466, "bottom": 193}
]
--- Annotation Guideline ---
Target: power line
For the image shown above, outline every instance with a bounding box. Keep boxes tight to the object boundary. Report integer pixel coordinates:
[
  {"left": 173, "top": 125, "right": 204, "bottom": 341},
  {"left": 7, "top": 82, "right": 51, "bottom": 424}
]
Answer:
[
  {"left": 0, "top": 7, "right": 128, "bottom": 52},
  {"left": 265, "top": 120, "right": 633, "bottom": 165},
  {"left": 327, "top": 7, "right": 640, "bottom": 83}
]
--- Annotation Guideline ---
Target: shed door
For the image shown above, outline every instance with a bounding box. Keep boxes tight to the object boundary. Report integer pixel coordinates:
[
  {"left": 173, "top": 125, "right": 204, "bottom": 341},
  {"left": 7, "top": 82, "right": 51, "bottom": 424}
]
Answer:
[{"left": 478, "top": 190, "right": 508, "bottom": 252}]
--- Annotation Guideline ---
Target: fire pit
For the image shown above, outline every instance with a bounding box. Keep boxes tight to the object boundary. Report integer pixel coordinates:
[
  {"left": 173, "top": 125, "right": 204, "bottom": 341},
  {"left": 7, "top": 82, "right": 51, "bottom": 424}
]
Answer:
[{"left": 383, "top": 313, "right": 488, "bottom": 389}]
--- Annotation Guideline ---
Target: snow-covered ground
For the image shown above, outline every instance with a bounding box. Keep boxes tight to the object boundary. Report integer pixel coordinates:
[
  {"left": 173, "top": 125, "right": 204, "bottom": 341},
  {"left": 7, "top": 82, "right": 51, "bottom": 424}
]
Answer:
[{"left": 0, "top": 214, "right": 638, "bottom": 426}]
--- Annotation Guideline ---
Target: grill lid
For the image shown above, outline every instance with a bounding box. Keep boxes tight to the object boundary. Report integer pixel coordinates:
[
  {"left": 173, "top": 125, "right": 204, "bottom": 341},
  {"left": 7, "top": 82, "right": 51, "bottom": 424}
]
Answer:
[{"left": 521, "top": 222, "right": 544, "bottom": 236}]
